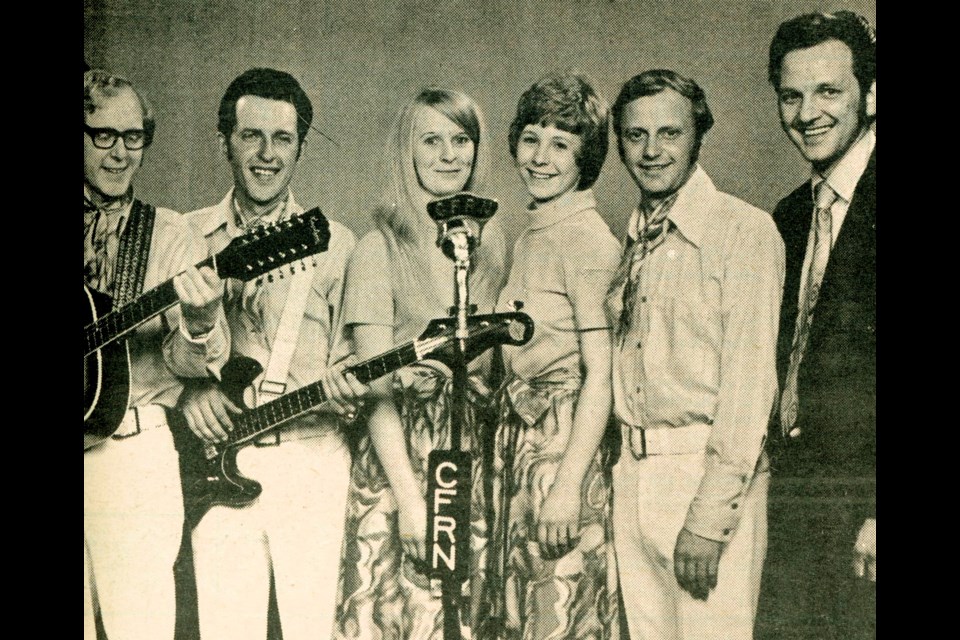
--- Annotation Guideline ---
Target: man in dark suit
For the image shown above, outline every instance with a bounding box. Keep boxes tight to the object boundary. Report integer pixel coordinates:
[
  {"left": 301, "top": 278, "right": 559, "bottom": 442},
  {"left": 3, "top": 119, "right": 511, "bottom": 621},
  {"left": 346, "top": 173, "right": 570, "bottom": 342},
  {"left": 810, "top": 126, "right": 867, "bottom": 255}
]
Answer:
[{"left": 755, "top": 11, "right": 876, "bottom": 640}]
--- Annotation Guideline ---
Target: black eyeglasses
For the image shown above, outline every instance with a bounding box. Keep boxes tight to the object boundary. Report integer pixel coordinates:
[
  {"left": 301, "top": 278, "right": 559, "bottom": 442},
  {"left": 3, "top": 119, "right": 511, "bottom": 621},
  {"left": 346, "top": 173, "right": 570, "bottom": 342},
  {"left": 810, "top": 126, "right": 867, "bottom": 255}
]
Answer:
[{"left": 84, "top": 125, "right": 149, "bottom": 150}]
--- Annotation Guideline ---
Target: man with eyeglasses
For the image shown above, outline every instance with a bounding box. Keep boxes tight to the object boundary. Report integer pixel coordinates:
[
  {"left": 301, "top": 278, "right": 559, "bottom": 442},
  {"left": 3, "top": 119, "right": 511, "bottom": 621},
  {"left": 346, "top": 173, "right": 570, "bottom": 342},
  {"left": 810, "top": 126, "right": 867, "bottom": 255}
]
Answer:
[
  {"left": 84, "top": 70, "right": 228, "bottom": 640},
  {"left": 180, "top": 67, "right": 365, "bottom": 640}
]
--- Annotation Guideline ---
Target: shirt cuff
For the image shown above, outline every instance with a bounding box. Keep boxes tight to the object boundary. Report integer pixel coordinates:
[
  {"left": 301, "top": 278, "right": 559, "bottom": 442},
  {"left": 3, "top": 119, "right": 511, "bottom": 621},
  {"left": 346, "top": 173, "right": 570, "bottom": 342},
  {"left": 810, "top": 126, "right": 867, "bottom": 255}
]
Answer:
[
  {"left": 683, "top": 454, "right": 769, "bottom": 543},
  {"left": 178, "top": 311, "right": 220, "bottom": 344}
]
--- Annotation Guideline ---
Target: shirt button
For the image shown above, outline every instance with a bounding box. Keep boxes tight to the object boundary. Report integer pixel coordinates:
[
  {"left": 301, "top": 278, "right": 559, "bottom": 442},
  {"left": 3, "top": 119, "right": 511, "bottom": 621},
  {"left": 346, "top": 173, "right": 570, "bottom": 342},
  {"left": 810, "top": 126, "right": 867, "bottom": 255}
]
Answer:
[
  {"left": 636, "top": 341, "right": 643, "bottom": 348},
  {"left": 667, "top": 249, "right": 677, "bottom": 260},
  {"left": 723, "top": 529, "right": 731, "bottom": 536},
  {"left": 731, "top": 503, "right": 739, "bottom": 510},
  {"left": 641, "top": 296, "right": 647, "bottom": 303}
]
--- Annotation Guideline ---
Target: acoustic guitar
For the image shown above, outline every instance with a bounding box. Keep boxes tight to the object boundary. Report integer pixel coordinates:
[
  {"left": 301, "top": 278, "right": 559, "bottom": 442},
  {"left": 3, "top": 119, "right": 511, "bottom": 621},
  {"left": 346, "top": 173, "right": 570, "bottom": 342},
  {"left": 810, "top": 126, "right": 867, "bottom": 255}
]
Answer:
[{"left": 83, "top": 208, "right": 331, "bottom": 451}]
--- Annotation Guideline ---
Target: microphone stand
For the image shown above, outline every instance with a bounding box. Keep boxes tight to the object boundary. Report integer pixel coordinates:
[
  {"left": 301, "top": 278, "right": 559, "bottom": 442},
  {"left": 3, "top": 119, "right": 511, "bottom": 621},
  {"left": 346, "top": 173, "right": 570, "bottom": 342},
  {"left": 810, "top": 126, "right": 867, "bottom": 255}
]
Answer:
[
  {"left": 443, "top": 227, "right": 471, "bottom": 640},
  {"left": 426, "top": 193, "right": 497, "bottom": 640}
]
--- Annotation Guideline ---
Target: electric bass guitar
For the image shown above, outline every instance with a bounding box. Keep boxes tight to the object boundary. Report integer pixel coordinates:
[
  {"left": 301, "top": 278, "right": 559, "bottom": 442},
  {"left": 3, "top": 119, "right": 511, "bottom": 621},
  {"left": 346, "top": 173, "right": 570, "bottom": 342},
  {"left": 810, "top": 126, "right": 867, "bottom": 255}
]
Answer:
[
  {"left": 173, "top": 310, "right": 534, "bottom": 527},
  {"left": 83, "top": 208, "right": 331, "bottom": 451}
]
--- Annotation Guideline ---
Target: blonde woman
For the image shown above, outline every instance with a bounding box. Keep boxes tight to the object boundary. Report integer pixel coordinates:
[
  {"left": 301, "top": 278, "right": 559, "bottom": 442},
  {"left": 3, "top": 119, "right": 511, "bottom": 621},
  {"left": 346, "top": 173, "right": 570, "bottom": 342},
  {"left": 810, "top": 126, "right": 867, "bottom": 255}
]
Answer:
[{"left": 335, "top": 88, "right": 507, "bottom": 640}]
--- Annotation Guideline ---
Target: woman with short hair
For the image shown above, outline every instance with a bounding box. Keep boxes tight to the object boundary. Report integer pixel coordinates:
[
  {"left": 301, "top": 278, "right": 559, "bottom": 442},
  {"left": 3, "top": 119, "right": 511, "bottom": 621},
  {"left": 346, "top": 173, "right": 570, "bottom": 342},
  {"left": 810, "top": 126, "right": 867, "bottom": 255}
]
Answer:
[{"left": 478, "top": 72, "right": 621, "bottom": 640}]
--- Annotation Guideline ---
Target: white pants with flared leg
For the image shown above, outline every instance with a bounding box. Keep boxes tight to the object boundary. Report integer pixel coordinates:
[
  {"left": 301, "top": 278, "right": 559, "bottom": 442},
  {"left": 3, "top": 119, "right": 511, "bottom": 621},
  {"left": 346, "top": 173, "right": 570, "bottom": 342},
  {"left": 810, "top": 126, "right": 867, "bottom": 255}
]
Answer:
[
  {"left": 84, "top": 408, "right": 184, "bottom": 640},
  {"left": 192, "top": 428, "right": 351, "bottom": 640},
  {"left": 612, "top": 451, "right": 768, "bottom": 640}
]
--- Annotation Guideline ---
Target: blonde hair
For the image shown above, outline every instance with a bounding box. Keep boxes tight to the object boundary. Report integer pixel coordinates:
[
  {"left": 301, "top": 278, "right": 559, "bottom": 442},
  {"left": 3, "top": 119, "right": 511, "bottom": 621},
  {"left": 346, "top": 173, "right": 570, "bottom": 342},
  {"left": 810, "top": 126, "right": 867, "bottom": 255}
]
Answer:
[{"left": 374, "top": 88, "right": 505, "bottom": 308}]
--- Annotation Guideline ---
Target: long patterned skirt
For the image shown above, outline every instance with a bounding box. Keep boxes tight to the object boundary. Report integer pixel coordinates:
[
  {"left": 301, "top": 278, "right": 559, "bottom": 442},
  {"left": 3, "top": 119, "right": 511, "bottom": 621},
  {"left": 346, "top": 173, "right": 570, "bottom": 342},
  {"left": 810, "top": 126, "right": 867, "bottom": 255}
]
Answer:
[
  {"left": 335, "top": 363, "right": 494, "bottom": 640},
  {"left": 475, "top": 371, "right": 620, "bottom": 640}
]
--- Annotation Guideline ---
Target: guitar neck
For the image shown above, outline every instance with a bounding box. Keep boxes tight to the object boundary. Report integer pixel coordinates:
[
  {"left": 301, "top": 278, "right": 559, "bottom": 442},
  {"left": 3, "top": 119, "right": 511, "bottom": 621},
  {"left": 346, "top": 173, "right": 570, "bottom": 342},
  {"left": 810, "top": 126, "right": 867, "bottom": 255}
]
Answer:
[
  {"left": 226, "top": 342, "right": 421, "bottom": 445},
  {"left": 84, "top": 256, "right": 215, "bottom": 356}
]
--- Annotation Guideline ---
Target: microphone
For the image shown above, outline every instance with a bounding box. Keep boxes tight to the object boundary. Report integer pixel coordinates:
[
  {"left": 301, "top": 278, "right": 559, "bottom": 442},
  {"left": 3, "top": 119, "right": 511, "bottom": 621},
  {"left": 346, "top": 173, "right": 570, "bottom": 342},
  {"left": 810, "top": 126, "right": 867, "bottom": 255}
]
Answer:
[{"left": 426, "top": 192, "right": 498, "bottom": 262}]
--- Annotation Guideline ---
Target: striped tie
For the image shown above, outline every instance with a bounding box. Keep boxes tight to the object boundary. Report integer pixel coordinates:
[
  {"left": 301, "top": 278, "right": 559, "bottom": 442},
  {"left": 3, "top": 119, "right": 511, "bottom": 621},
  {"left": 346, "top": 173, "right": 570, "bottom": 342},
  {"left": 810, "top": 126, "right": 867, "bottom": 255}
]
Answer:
[{"left": 780, "top": 181, "right": 838, "bottom": 437}]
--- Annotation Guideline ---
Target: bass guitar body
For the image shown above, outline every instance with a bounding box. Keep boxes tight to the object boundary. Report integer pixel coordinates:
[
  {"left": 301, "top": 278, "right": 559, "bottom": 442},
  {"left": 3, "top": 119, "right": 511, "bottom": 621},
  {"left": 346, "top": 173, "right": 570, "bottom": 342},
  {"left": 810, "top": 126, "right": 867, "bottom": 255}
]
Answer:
[
  {"left": 84, "top": 285, "right": 131, "bottom": 450},
  {"left": 173, "top": 356, "right": 265, "bottom": 528}
]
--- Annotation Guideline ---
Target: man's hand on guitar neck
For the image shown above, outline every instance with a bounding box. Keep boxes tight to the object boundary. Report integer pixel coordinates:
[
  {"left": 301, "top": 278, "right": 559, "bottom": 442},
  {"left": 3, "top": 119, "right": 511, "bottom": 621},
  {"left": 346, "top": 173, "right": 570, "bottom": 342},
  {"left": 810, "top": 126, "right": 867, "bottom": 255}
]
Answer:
[
  {"left": 179, "top": 380, "right": 242, "bottom": 443},
  {"left": 174, "top": 266, "right": 225, "bottom": 338},
  {"left": 321, "top": 356, "right": 370, "bottom": 423}
]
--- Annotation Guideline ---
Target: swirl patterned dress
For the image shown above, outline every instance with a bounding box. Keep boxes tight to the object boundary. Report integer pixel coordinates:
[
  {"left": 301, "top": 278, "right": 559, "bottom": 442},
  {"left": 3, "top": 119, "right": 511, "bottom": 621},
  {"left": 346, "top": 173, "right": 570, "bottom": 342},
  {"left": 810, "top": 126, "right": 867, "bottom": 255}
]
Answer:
[
  {"left": 335, "top": 228, "right": 505, "bottom": 640},
  {"left": 475, "top": 189, "right": 622, "bottom": 640}
]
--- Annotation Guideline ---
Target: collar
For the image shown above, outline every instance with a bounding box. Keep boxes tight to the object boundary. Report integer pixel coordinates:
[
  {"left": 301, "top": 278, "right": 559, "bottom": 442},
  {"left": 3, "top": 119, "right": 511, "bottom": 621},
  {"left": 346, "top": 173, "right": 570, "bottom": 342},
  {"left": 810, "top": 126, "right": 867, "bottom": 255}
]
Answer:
[
  {"left": 812, "top": 128, "right": 876, "bottom": 204},
  {"left": 527, "top": 188, "right": 596, "bottom": 231},
  {"left": 201, "top": 187, "right": 299, "bottom": 238},
  {"left": 626, "top": 165, "right": 715, "bottom": 248},
  {"left": 84, "top": 184, "right": 134, "bottom": 236}
]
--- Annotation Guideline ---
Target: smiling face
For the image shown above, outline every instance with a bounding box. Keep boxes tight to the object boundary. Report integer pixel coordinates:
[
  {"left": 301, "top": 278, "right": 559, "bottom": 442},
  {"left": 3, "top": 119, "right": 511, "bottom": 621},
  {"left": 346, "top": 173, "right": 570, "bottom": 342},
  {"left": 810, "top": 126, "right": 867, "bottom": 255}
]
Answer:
[
  {"left": 221, "top": 95, "right": 301, "bottom": 214},
  {"left": 84, "top": 88, "right": 144, "bottom": 201},
  {"left": 777, "top": 39, "right": 875, "bottom": 174},
  {"left": 412, "top": 106, "right": 475, "bottom": 198},
  {"left": 515, "top": 123, "right": 583, "bottom": 203},
  {"left": 619, "top": 88, "right": 698, "bottom": 204}
]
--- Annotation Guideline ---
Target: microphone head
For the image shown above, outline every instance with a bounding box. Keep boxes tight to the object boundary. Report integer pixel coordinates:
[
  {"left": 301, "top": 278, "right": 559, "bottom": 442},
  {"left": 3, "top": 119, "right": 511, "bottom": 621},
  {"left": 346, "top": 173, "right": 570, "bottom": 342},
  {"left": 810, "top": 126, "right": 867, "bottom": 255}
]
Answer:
[
  {"left": 427, "top": 192, "right": 498, "bottom": 260},
  {"left": 427, "top": 192, "right": 498, "bottom": 225}
]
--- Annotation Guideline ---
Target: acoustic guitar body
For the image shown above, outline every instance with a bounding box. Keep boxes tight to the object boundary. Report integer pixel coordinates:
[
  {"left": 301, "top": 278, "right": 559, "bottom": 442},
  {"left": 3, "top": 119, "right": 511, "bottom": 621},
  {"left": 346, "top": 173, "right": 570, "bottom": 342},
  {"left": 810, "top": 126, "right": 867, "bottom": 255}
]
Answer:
[{"left": 84, "top": 285, "right": 131, "bottom": 451}]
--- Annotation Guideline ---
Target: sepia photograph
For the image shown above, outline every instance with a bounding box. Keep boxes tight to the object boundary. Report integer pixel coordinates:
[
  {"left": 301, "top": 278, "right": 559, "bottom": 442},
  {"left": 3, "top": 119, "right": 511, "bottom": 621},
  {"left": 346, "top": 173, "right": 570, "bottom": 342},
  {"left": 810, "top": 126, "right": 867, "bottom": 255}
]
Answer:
[{"left": 84, "top": 1, "right": 876, "bottom": 638}]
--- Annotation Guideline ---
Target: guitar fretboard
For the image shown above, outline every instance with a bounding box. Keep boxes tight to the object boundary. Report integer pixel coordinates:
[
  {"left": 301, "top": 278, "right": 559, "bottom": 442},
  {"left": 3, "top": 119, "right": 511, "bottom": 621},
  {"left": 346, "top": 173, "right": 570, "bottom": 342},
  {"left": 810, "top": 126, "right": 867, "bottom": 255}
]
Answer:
[
  {"left": 83, "top": 256, "right": 215, "bottom": 356},
  {"left": 228, "top": 342, "right": 421, "bottom": 444}
]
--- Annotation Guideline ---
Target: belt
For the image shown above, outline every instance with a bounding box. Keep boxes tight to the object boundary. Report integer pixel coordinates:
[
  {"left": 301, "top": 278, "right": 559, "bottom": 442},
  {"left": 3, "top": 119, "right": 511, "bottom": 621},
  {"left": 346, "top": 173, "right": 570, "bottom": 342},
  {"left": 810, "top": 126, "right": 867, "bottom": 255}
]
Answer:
[
  {"left": 620, "top": 421, "right": 712, "bottom": 458},
  {"left": 253, "top": 422, "right": 336, "bottom": 447},
  {"left": 112, "top": 405, "right": 168, "bottom": 440}
]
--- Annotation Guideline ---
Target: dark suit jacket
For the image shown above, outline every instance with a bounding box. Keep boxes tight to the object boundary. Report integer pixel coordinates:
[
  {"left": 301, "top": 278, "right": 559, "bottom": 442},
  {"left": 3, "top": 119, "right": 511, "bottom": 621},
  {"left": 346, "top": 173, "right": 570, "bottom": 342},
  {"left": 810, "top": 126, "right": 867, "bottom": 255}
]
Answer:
[{"left": 772, "top": 151, "right": 876, "bottom": 503}]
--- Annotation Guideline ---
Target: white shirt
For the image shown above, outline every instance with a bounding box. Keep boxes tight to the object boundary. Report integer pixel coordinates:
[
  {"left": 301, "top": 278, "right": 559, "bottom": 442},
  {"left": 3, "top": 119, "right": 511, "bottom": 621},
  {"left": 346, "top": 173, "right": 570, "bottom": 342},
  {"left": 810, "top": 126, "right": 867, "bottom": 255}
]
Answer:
[{"left": 797, "top": 129, "right": 876, "bottom": 312}]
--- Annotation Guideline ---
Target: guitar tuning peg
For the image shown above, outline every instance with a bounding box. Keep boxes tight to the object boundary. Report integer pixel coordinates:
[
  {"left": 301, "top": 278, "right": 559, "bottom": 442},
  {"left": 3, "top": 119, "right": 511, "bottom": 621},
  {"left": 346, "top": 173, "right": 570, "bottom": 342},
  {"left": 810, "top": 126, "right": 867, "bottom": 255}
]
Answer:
[
  {"left": 245, "top": 264, "right": 254, "bottom": 272},
  {"left": 289, "top": 264, "right": 296, "bottom": 275},
  {"left": 255, "top": 277, "right": 263, "bottom": 286},
  {"left": 509, "top": 300, "right": 524, "bottom": 311},
  {"left": 268, "top": 256, "right": 276, "bottom": 263},
  {"left": 311, "top": 257, "right": 317, "bottom": 267},
  {"left": 268, "top": 273, "right": 274, "bottom": 283},
  {"left": 278, "top": 250, "right": 287, "bottom": 259},
  {"left": 277, "top": 269, "right": 284, "bottom": 279},
  {"left": 468, "top": 304, "right": 478, "bottom": 315},
  {"left": 300, "top": 260, "right": 306, "bottom": 271}
]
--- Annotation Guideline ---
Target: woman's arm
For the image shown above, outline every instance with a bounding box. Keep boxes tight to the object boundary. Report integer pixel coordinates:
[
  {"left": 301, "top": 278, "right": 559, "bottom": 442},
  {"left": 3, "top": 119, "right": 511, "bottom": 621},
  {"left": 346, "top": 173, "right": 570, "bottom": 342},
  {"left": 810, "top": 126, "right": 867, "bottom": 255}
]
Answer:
[
  {"left": 352, "top": 323, "right": 429, "bottom": 562},
  {"left": 537, "top": 328, "right": 613, "bottom": 558}
]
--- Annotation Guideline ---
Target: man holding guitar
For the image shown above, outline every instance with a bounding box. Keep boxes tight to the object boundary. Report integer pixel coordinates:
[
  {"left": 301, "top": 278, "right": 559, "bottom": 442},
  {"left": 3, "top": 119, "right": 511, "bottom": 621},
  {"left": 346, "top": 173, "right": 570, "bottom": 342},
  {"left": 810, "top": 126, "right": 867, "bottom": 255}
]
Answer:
[
  {"left": 83, "top": 70, "right": 229, "bottom": 640},
  {"left": 179, "top": 68, "right": 367, "bottom": 640}
]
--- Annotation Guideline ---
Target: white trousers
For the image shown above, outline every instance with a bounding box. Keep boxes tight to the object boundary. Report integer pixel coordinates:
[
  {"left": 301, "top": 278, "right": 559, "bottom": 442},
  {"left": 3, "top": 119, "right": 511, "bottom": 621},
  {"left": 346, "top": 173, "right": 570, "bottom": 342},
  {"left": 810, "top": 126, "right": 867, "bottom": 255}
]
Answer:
[
  {"left": 84, "top": 420, "right": 184, "bottom": 640},
  {"left": 612, "top": 451, "right": 768, "bottom": 640},
  {"left": 192, "top": 429, "right": 351, "bottom": 640}
]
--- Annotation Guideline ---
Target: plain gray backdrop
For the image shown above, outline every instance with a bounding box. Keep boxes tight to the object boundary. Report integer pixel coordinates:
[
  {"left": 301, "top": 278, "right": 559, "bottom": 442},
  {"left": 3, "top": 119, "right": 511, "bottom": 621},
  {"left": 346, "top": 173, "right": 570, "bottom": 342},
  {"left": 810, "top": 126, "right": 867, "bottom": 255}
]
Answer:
[{"left": 84, "top": 0, "right": 876, "bottom": 247}]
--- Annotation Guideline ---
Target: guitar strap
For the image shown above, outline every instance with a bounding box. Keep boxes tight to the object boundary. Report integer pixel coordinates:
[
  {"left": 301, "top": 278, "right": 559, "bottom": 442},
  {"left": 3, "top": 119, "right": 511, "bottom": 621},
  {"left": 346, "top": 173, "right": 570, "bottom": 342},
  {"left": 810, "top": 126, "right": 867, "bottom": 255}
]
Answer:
[
  {"left": 113, "top": 199, "right": 156, "bottom": 306},
  {"left": 254, "top": 264, "right": 315, "bottom": 407}
]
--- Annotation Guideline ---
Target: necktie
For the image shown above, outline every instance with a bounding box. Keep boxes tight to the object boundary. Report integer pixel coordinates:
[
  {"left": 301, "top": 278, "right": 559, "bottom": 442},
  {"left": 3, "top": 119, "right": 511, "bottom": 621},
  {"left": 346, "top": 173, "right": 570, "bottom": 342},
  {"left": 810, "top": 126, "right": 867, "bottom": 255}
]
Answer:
[
  {"left": 780, "top": 181, "right": 837, "bottom": 436},
  {"left": 616, "top": 196, "right": 675, "bottom": 342}
]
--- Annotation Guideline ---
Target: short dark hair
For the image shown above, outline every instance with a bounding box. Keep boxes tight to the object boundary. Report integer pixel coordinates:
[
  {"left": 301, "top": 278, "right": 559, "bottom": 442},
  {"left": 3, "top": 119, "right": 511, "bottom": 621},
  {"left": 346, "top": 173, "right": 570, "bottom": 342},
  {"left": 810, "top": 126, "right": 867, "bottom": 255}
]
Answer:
[
  {"left": 217, "top": 68, "right": 313, "bottom": 146},
  {"left": 508, "top": 72, "right": 609, "bottom": 190},
  {"left": 84, "top": 69, "right": 155, "bottom": 148},
  {"left": 768, "top": 11, "right": 876, "bottom": 95},
  {"left": 611, "top": 69, "right": 714, "bottom": 162}
]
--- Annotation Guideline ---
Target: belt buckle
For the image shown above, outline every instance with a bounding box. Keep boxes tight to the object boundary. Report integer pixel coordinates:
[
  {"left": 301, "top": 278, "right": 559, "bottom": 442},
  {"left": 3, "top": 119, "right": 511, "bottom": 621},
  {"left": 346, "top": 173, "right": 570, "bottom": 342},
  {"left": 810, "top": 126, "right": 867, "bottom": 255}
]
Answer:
[
  {"left": 111, "top": 406, "right": 142, "bottom": 440},
  {"left": 628, "top": 425, "right": 647, "bottom": 460}
]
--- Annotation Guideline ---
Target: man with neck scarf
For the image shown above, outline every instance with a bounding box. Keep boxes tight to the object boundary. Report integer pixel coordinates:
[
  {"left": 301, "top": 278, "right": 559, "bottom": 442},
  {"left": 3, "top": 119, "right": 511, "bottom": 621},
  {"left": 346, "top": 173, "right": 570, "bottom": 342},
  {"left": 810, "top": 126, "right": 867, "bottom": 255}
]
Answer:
[
  {"left": 83, "top": 69, "right": 228, "bottom": 640},
  {"left": 606, "top": 69, "right": 784, "bottom": 640}
]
